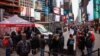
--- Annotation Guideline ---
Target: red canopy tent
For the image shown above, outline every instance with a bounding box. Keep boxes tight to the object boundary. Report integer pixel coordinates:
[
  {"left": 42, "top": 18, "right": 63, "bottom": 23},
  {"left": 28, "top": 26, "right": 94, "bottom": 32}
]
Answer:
[
  {"left": 0, "top": 15, "right": 35, "bottom": 36},
  {"left": 0, "top": 15, "right": 34, "bottom": 27}
]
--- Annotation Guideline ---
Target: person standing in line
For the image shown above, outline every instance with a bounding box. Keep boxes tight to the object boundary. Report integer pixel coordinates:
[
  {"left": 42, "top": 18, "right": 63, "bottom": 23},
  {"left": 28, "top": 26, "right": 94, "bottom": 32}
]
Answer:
[
  {"left": 10, "top": 31, "right": 17, "bottom": 51},
  {"left": 48, "top": 34, "right": 53, "bottom": 56},
  {"left": 77, "top": 31, "right": 85, "bottom": 56},
  {"left": 16, "top": 33, "right": 31, "bottom": 56},
  {"left": 52, "top": 34, "right": 60, "bottom": 56},
  {"left": 59, "top": 32, "right": 64, "bottom": 56},
  {"left": 30, "top": 33, "right": 40, "bottom": 55},
  {"left": 40, "top": 35, "right": 46, "bottom": 56},
  {"left": 85, "top": 27, "right": 95, "bottom": 56},
  {"left": 3, "top": 35, "right": 13, "bottom": 56},
  {"left": 69, "top": 26, "right": 74, "bottom": 36},
  {"left": 63, "top": 27, "right": 69, "bottom": 49},
  {"left": 67, "top": 34, "right": 74, "bottom": 55}
]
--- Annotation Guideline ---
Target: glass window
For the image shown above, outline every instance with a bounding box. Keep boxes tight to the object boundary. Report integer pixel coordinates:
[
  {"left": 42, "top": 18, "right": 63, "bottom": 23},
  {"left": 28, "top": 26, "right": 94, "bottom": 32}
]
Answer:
[{"left": 37, "top": 27, "right": 48, "bottom": 33}]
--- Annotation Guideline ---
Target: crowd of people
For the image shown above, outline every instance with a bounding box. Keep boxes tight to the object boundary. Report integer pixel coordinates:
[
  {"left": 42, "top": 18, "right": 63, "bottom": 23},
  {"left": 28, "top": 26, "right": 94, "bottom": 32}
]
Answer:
[
  {"left": 0, "top": 24, "right": 96, "bottom": 56},
  {"left": 69, "top": 25, "right": 95, "bottom": 56}
]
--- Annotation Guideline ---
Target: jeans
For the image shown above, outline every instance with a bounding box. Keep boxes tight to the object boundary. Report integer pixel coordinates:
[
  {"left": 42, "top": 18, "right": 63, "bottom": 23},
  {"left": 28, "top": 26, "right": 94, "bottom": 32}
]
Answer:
[
  {"left": 40, "top": 49, "right": 44, "bottom": 56},
  {"left": 87, "top": 47, "right": 93, "bottom": 56},
  {"left": 6, "top": 47, "right": 11, "bottom": 56}
]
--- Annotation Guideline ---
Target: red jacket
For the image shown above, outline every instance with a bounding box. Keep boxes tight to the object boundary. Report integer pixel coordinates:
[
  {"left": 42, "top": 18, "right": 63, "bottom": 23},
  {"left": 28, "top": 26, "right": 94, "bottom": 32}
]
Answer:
[{"left": 91, "top": 31, "right": 95, "bottom": 43}]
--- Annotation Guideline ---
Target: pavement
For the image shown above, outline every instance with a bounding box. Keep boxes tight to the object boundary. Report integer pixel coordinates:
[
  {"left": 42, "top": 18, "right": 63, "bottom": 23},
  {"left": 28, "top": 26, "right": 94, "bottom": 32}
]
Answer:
[{"left": 0, "top": 32, "right": 100, "bottom": 56}]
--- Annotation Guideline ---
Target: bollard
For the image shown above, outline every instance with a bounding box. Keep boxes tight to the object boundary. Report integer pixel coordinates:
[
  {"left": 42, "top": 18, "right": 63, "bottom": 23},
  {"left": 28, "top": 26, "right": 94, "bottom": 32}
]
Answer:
[{"left": 98, "top": 48, "right": 100, "bottom": 56}]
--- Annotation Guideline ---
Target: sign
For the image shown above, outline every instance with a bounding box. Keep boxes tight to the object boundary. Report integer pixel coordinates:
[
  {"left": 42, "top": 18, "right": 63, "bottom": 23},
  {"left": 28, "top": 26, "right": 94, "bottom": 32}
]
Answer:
[
  {"left": 64, "top": 10, "right": 69, "bottom": 15},
  {"left": 87, "top": 0, "right": 94, "bottom": 21},
  {"left": 94, "top": 0, "right": 100, "bottom": 19},
  {"left": 31, "top": 8, "right": 34, "bottom": 17},
  {"left": 20, "top": 6, "right": 34, "bottom": 17},
  {"left": 20, "top": 6, "right": 26, "bottom": 16},
  {"left": 55, "top": 15, "right": 60, "bottom": 22},
  {"left": 35, "top": 1, "right": 42, "bottom": 11},
  {"left": 34, "top": 12, "right": 41, "bottom": 20},
  {"left": 53, "top": 7, "right": 60, "bottom": 14},
  {"left": 61, "top": 8, "right": 64, "bottom": 15},
  {"left": 0, "top": 24, "right": 34, "bottom": 27},
  {"left": 6, "top": 0, "right": 15, "bottom": 2},
  {"left": 44, "top": 7, "right": 49, "bottom": 16}
]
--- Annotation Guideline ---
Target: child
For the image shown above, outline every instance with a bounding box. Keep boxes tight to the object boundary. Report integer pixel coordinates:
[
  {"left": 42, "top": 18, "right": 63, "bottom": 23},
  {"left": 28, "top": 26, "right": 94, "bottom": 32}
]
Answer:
[{"left": 67, "top": 34, "right": 74, "bottom": 55}]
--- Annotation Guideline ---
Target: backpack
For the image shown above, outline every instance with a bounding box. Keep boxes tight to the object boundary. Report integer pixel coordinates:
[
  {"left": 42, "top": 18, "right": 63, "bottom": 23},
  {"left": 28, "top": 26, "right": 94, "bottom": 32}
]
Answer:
[
  {"left": 20, "top": 41, "right": 30, "bottom": 54},
  {"left": 3, "top": 38, "right": 10, "bottom": 47},
  {"left": 85, "top": 33, "right": 93, "bottom": 48},
  {"left": 69, "top": 40, "right": 74, "bottom": 45},
  {"left": 67, "top": 39, "right": 74, "bottom": 46}
]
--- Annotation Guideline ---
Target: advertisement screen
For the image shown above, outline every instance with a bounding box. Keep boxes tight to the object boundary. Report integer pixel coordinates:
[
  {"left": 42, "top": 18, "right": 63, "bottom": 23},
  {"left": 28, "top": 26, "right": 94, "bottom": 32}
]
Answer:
[
  {"left": 20, "top": 6, "right": 26, "bottom": 16},
  {"left": 35, "top": 1, "right": 42, "bottom": 11},
  {"left": 20, "top": 6, "right": 34, "bottom": 17},
  {"left": 87, "top": 0, "right": 94, "bottom": 21},
  {"left": 55, "top": 15, "right": 60, "bottom": 22},
  {"left": 53, "top": 7, "right": 60, "bottom": 14},
  {"left": 34, "top": 12, "right": 41, "bottom": 20},
  {"left": 61, "top": 8, "right": 64, "bottom": 15}
]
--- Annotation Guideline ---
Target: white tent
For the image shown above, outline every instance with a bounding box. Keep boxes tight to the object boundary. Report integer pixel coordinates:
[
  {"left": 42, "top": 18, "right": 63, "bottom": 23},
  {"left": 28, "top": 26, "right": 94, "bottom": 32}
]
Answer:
[{"left": 0, "top": 15, "right": 32, "bottom": 24}]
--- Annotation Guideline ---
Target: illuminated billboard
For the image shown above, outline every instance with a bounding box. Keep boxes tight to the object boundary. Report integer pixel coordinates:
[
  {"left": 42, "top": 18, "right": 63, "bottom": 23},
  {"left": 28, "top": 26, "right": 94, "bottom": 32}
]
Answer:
[
  {"left": 34, "top": 12, "right": 41, "bottom": 20},
  {"left": 20, "top": 6, "right": 34, "bottom": 17},
  {"left": 94, "top": 0, "right": 100, "bottom": 19},
  {"left": 87, "top": 0, "right": 94, "bottom": 21}
]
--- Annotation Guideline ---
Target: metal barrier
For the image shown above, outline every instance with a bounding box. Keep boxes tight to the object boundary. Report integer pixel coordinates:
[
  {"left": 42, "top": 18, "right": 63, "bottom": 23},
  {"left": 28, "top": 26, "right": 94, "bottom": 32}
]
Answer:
[
  {"left": 85, "top": 48, "right": 100, "bottom": 56},
  {"left": 44, "top": 50, "right": 76, "bottom": 56}
]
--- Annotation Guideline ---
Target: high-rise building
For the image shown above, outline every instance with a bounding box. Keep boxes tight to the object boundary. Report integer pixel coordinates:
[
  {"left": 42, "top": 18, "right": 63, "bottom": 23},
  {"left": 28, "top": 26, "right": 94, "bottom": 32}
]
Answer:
[
  {"left": 0, "top": 0, "right": 20, "bottom": 14},
  {"left": 0, "top": 0, "right": 20, "bottom": 21}
]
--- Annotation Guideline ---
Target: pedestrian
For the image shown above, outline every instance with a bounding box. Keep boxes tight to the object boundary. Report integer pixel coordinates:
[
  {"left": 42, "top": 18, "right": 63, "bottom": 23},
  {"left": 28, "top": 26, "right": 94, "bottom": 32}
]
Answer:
[
  {"left": 30, "top": 33, "right": 39, "bottom": 55},
  {"left": 67, "top": 34, "right": 74, "bottom": 55},
  {"left": 11, "top": 31, "right": 17, "bottom": 51},
  {"left": 52, "top": 34, "right": 60, "bottom": 56},
  {"left": 40, "top": 35, "right": 46, "bottom": 56},
  {"left": 85, "top": 28, "right": 95, "bottom": 56},
  {"left": 69, "top": 27, "right": 74, "bottom": 35},
  {"left": 77, "top": 31, "right": 85, "bottom": 56},
  {"left": 48, "top": 34, "right": 53, "bottom": 56},
  {"left": 59, "top": 32, "right": 64, "bottom": 55},
  {"left": 3, "top": 35, "right": 13, "bottom": 56},
  {"left": 16, "top": 33, "right": 31, "bottom": 56},
  {"left": 63, "top": 27, "right": 69, "bottom": 49}
]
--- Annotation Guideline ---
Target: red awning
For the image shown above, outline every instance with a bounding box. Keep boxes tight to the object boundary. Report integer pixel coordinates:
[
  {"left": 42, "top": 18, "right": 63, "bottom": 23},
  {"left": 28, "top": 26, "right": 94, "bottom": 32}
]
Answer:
[{"left": 0, "top": 24, "right": 35, "bottom": 27}]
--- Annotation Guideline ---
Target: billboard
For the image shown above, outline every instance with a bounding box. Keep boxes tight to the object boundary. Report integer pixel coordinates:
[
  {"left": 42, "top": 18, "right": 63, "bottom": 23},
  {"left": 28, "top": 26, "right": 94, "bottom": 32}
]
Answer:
[
  {"left": 20, "top": 6, "right": 26, "bottom": 16},
  {"left": 53, "top": 7, "right": 60, "bottom": 14},
  {"left": 56, "top": 0, "right": 64, "bottom": 7},
  {"left": 31, "top": 8, "right": 34, "bottom": 17},
  {"left": 34, "top": 12, "right": 41, "bottom": 20},
  {"left": 94, "top": 0, "right": 100, "bottom": 19},
  {"left": 20, "top": 6, "right": 34, "bottom": 17},
  {"left": 87, "top": 0, "right": 94, "bottom": 21},
  {"left": 55, "top": 15, "right": 60, "bottom": 22},
  {"left": 61, "top": 8, "right": 64, "bottom": 15},
  {"left": 35, "top": 1, "right": 42, "bottom": 11}
]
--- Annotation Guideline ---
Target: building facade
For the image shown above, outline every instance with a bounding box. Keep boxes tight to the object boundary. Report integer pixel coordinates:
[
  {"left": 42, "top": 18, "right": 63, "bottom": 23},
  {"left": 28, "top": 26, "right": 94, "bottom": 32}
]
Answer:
[{"left": 0, "top": 0, "right": 20, "bottom": 21}]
